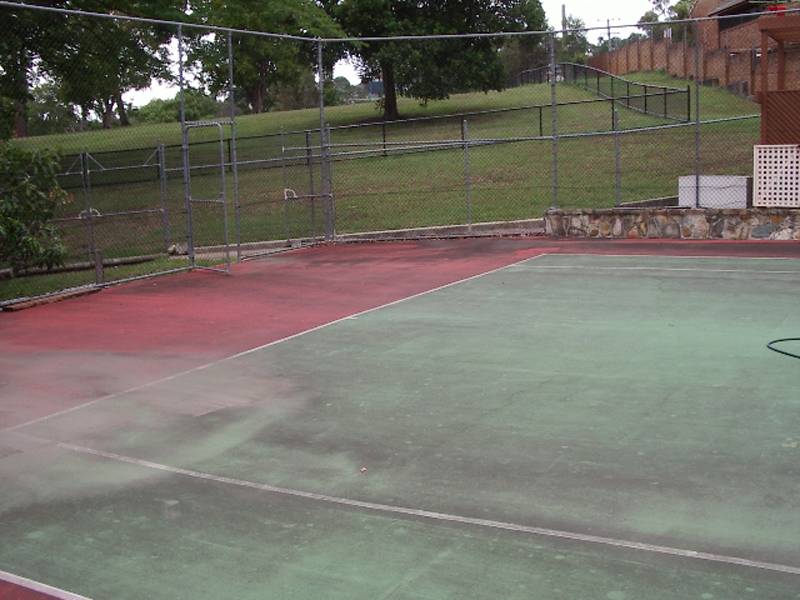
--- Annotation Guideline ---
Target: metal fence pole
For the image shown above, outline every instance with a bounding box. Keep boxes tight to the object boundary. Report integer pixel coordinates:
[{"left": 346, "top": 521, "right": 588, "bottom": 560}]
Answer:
[
  {"left": 280, "top": 127, "right": 290, "bottom": 241},
  {"left": 306, "top": 131, "right": 317, "bottom": 240},
  {"left": 93, "top": 249, "right": 104, "bottom": 286},
  {"left": 326, "top": 125, "right": 335, "bottom": 235},
  {"left": 614, "top": 109, "right": 622, "bottom": 206},
  {"left": 178, "top": 24, "right": 195, "bottom": 267},
  {"left": 694, "top": 20, "right": 701, "bottom": 209},
  {"left": 80, "top": 148, "right": 97, "bottom": 261},
  {"left": 462, "top": 117, "right": 472, "bottom": 229},
  {"left": 317, "top": 40, "right": 333, "bottom": 241},
  {"left": 227, "top": 30, "right": 241, "bottom": 261},
  {"left": 549, "top": 32, "right": 559, "bottom": 209},
  {"left": 157, "top": 141, "right": 170, "bottom": 251}
]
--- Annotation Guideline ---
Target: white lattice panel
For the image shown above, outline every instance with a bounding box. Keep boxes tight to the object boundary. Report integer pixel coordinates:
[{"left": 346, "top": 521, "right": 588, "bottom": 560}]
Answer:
[{"left": 754, "top": 145, "right": 800, "bottom": 207}]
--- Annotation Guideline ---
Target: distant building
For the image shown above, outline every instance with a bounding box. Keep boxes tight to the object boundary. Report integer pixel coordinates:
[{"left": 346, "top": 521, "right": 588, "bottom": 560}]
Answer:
[
  {"left": 363, "top": 80, "right": 384, "bottom": 98},
  {"left": 693, "top": 0, "right": 783, "bottom": 51}
]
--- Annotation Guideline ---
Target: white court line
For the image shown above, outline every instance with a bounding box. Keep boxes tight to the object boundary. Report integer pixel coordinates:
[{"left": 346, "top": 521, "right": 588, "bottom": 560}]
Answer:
[
  {"left": 7, "top": 252, "right": 797, "bottom": 435},
  {"left": 57, "top": 440, "right": 800, "bottom": 578},
  {"left": 0, "top": 569, "right": 94, "bottom": 600},
  {"left": 3, "top": 253, "right": 546, "bottom": 434},
  {"left": 525, "top": 265, "right": 800, "bottom": 274}
]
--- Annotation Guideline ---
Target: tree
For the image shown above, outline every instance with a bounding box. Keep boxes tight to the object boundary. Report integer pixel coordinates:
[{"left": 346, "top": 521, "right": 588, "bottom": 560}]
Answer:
[
  {"left": 327, "top": 0, "right": 547, "bottom": 120},
  {"left": 189, "top": 0, "right": 343, "bottom": 114},
  {"left": 0, "top": 142, "right": 68, "bottom": 275},
  {"left": 0, "top": 5, "right": 60, "bottom": 138},
  {"left": 638, "top": 9, "right": 668, "bottom": 41},
  {"left": 557, "top": 15, "right": 589, "bottom": 64},
  {"left": 133, "top": 89, "right": 222, "bottom": 124},
  {"left": 637, "top": 0, "right": 695, "bottom": 43},
  {"left": 26, "top": 82, "right": 81, "bottom": 136},
  {"left": 0, "top": 1, "right": 181, "bottom": 138}
]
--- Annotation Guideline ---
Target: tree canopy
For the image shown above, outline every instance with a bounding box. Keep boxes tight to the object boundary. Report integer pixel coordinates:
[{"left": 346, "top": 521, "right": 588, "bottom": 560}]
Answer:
[
  {"left": 638, "top": 0, "right": 694, "bottom": 42},
  {"left": 325, "top": 0, "right": 548, "bottom": 120},
  {"left": 1, "top": 0, "right": 555, "bottom": 135},
  {"left": 0, "top": 0, "right": 183, "bottom": 138},
  {"left": 188, "top": 0, "right": 343, "bottom": 114}
]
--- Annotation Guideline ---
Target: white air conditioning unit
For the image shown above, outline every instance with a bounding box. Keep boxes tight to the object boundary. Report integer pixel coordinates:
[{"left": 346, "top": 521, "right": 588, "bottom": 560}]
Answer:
[
  {"left": 753, "top": 144, "right": 800, "bottom": 208},
  {"left": 678, "top": 175, "right": 752, "bottom": 208}
]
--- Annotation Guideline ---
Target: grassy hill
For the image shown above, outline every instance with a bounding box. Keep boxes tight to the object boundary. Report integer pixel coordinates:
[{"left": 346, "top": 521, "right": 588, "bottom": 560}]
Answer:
[{"left": 2, "top": 75, "right": 760, "bottom": 302}]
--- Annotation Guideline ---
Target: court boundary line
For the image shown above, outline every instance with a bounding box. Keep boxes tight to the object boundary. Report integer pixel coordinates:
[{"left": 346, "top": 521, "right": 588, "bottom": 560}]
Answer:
[
  {"left": 0, "top": 569, "right": 94, "bottom": 600},
  {"left": 7, "top": 252, "right": 797, "bottom": 437},
  {"left": 527, "top": 265, "right": 800, "bottom": 275},
  {"left": 55, "top": 440, "right": 800, "bottom": 578},
  {"left": 7, "top": 250, "right": 800, "bottom": 591},
  {"left": 3, "top": 253, "right": 550, "bottom": 434},
  {"left": 550, "top": 253, "right": 800, "bottom": 263}
]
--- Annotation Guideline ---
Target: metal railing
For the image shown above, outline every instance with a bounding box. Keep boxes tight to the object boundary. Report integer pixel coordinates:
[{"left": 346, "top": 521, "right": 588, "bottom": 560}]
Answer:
[{"left": 0, "top": 5, "right": 765, "bottom": 306}]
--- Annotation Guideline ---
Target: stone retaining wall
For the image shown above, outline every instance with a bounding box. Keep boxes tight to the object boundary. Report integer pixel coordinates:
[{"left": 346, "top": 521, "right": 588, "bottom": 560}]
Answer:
[{"left": 545, "top": 208, "right": 800, "bottom": 240}]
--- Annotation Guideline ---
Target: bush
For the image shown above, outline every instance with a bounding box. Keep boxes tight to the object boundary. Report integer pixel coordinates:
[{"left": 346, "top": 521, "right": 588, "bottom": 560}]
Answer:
[{"left": 0, "top": 142, "right": 68, "bottom": 276}]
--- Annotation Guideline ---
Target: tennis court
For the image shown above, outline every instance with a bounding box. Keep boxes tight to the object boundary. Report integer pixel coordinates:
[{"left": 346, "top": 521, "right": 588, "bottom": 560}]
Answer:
[{"left": 1, "top": 237, "right": 799, "bottom": 599}]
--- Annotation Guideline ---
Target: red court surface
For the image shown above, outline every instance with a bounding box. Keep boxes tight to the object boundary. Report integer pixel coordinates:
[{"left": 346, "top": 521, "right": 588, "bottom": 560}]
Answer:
[
  {"left": 0, "top": 581, "right": 66, "bottom": 600},
  {"left": 2, "top": 237, "right": 799, "bottom": 431},
  {"left": 2, "top": 237, "right": 799, "bottom": 599}
]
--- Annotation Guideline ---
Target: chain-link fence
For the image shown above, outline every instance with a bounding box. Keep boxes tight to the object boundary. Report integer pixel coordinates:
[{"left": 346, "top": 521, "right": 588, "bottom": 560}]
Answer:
[{"left": 2, "top": 2, "right": 784, "bottom": 305}]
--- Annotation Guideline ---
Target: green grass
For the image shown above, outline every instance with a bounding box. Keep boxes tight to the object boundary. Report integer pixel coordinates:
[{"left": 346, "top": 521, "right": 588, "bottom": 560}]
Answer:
[
  {"left": 3, "top": 77, "right": 761, "bottom": 303},
  {"left": 0, "top": 256, "right": 194, "bottom": 303}
]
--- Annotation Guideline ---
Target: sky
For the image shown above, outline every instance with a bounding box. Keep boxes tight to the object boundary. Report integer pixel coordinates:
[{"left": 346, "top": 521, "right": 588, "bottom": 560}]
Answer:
[{"left": 540, "top": 0, "right": 656, "bottom": 42}]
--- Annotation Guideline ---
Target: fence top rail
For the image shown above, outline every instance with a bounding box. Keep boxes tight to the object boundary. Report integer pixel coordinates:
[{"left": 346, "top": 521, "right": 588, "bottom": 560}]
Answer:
[
  {"left": 3, "top": 1, "right": 799, "bottom": 47},
  {"left": 519, "top": 63, "right": 690, "bottom": 94}
]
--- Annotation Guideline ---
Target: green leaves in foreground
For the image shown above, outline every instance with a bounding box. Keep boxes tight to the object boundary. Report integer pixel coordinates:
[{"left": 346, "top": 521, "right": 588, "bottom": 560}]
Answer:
[{"left": 0, "top": 142, "right": 68, "bottom": 276}]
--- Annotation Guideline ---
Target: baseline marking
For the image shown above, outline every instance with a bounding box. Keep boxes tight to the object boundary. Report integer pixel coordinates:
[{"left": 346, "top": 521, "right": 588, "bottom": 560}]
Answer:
[
  {"left": 0, "top": 570, "right": 93, "bottom": 600},
  {"left": 58, "top": 441, "right": 800, "bottom": 578},
  {"left": 4, "top": 253, "right": 548, "bottom": 434},
  {"left": 524, "top": 265, "right": 800, "bottom": 275}
]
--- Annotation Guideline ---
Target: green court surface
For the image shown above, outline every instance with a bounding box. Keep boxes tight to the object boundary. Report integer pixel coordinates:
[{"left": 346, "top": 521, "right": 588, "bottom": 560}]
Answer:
[{"left": 2, "top": 250, "right": 800, "bottom": 599}]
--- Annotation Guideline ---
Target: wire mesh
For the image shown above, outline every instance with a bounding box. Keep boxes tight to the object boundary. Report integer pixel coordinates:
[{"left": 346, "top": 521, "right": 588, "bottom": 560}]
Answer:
[{"left": 0, "top": 3, "right": 787, "bottom": 305}]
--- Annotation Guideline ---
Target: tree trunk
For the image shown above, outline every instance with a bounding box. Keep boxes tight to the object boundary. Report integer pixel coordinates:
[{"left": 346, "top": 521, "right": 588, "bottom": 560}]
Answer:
[
  {"left": 249, "top": 82, "right": 266, "bottom": 113},
  {"left": 13, "top": 100, "right": 27, "bottom": 138},
  {"left": 116, "top": 91, "right": 130, "bottom": 126},
  {"left": 381, "top": 61, "right": 399, "bottom": 121}
]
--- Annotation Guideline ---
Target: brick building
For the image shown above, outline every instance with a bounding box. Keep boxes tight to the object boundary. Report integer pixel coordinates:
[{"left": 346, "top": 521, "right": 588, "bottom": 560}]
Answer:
[{"left": 588, "top": 1, "right": 800, "bottom": 101}]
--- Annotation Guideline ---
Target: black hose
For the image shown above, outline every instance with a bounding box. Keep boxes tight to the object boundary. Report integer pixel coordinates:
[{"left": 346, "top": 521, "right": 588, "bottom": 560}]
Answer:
[{"left": 767, "top": 338, "right": 800, "bottom": 360}]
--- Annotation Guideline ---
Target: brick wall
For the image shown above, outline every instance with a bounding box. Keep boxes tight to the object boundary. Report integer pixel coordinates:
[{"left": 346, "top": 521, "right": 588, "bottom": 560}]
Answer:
[{"left": 588, "top": 19, "right": 800, "bottom": 97}]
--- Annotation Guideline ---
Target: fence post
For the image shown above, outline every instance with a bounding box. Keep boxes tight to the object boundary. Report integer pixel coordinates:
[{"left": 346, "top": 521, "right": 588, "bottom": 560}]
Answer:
[
  {"left": 462, "top": 117, "right": 472, "bottom": 229},
  {"left": 306, "top": 131, "right": 317, "bottom": 240},
  {"left": 80, "top": 148, "right": 97, "bottom": 259},
  {"left": 326, "top": 125, "right": 335, "bottom": 236},
  {"left": 227, "top": 30, "right": 241, "bottom": 261},
  {"left": 694, "top": 21, "right": 701, "bottom": 208},
  {"left": 178, "top": 24, "right": 195, "bottom": 268},
  {"left": 550, "top": 32, "right": 559, "bottom": 209},
  {"left": 93, "top": 249, "right": 104, "bottom": 286},
  {"left": 317, "top": 40, "right": 332, "bottom": 242},
  {"left": 280, "top": 127, "right": 290, "bottom": 241},
  {"left": 157, "top": 141, "right": 170, "bottom": 251},
  {"left": 539, "top": 106, "right": 543, "bottom": 137},
  {"left": 614, "top": 109, "right": 622, "bottom": 207}
]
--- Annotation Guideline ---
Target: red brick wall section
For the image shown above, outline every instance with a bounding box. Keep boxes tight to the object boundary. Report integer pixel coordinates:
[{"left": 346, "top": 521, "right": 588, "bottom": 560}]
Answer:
[{"left": 588, "top": 18, "right": 800, "bottom": 97}]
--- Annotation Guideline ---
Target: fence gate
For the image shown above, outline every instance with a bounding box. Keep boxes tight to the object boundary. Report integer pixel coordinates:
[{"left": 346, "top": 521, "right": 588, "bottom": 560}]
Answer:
[
  {"left": 277, "top": 128, "right": 334, "bottom": 246},
  {"left": 183, "top": 121, "right": 232, "bottom": 273}
]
